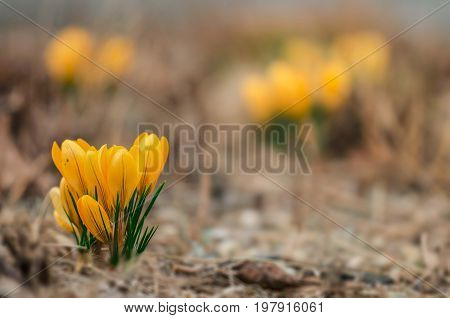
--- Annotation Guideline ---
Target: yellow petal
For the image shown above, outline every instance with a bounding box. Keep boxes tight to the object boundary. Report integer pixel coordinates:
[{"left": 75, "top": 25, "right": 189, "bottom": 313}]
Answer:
[
  {"left": 50, "top": 187, "right": 74, "bottom": 233},
  {"left": 84, "top": 150, "right": 103, "bottom": 185},
  {"left": 129, "top": 144, "right": 141, "bottom": 180},
  {"left": 137, "top": 137, "right": 159, "bottom": 189},
  {"left": 160, "top": 136, "right": 169, "bottom": 162},
  {"left": 49, "top": 187, "right": 63, "bottom": 214},
  {"left": 138, "top": 135, "right": 169, "bottom": 192},
  {"left": 60, "top": 178, "right": 81, "bottom": 228},
  {"left": 151, "top": 136, "right": 169, "bottom": 191},
  {"left": 133, "top": 132, "right": 148, "bottom": 147},
  {"left": 76, "top": 138, "right": 93, "bottom": 151},
  {"left": 156, "top": 136, "right": 169, "bottom": 172},
  {"left": 103, "top": 145, "right": 126, "bottom": 181},
  {"left": 53, "top": 210, "right": 75, "bottom": 233},
  {"left": 107, "top": 145, "right": 125, "bottom": 162},
  {"left": 137, "top": 134, "right": 159, "bottom": 172},
  {"left": 129, "top": 144, "right": 139, "bottom": 163},
  {"left": 98, "top": 145, "right": 109, "bottom": 179},
  {"left": 77, "top": 195, "right": 111, "bottom": 243},
  {"left": 141, "top": 133, "right": 159, "bottom": 149},
  {"left": 61, "top": 140, "right": 87, "bottom": 195},
  {"left": 107, "top": 149, "right": 139, "bottom": 208},
  {"left": 85, "top": 150, "right": 110, "bottom": 211},
  {"left": 51, "top": 142, "right": 64, "bottom": 175}
]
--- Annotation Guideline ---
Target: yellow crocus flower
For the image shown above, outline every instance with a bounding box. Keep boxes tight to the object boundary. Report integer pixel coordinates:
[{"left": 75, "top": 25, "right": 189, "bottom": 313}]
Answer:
[
  {"left": 50, "top": 135, "right": 169, "bottom": 255},
  {"left": 44, "top": 26, "right": 93, "bottom": 84}
]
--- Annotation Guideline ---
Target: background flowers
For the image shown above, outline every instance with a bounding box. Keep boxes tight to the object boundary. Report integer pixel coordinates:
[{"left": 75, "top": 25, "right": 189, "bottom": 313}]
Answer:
[{"left": 45, "top": 26, "right": 135, "bottom": 89}]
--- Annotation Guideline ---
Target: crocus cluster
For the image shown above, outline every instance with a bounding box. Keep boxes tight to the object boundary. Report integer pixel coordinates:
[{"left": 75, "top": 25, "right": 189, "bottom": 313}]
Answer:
[
  {"left": 49, "top": 133, "right": 168, "bottom": 265},
  {"left": 242, "top": 31, "right": 389, "bottom": 122},
  {"left": 45, "top": 26, "right": 134, "bottom": 87}
]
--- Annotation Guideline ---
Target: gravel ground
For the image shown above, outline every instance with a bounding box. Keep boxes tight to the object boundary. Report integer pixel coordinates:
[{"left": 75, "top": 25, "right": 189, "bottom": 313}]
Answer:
[{"left": 1, "top": 161, "right": 448, "bottom": 298}]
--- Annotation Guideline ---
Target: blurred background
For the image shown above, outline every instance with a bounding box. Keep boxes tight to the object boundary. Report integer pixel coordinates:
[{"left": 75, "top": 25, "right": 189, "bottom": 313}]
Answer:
[{"left": 0, "top": 0, "right": 449, "bottom": 297}]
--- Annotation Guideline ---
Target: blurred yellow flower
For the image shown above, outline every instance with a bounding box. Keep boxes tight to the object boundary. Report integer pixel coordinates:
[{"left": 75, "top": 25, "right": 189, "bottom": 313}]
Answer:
[
  {"left": 242, "top": 31, "right": 389, "bottom": 123},
  {"left": 242, "top": 61, "right": 312, "bottom": 122},
  {"left": 93, "top": 36, "right": 135, "bottom": 83},
  {"left": 241, "top": 74, "right": 276, "bottom": 122},
  {"left": 45, "top": 26, "right": 93, "bottom": 83},
  {"left": 45, "top": 27, "right": 135, "bottom": 89},
  {"left": 284, "top": 38, "right": 323, "bottom": 74},
  {"left": 332, "top": 31, "right": 390, "bottom": 83},
  {"left": 49, "top": 134, "right": 168, "bottom": 263},
  {"left": 317, "top": 59, "right": 351, "bottom": 111},
  {"left": 267, "top": 61, "right": 311, "bottom": 118}
]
